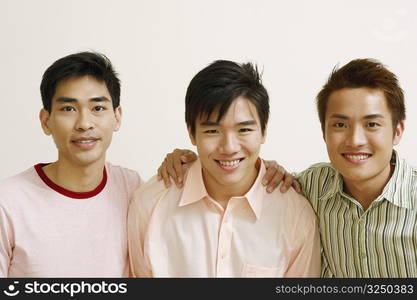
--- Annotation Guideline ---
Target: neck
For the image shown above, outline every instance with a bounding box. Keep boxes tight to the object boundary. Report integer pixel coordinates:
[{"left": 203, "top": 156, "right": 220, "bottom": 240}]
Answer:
[
  {"left": 203, "top": 159, "right": 260, "bottom": 204},
  {"left": 43, "top": 157, "right": 105, "bottom": 192},
  {"left": 343, "top": 164, "right": 393, "bottom": 211}
]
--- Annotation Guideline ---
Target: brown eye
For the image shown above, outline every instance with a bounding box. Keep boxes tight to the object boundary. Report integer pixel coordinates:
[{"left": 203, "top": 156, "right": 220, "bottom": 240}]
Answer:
[
  {"left": 204, "top": 129, "right": 218, "bottom": 134},
  {"left": 334, "top": 122, "right": 345, "bottom": 128},
  {"left": 239, "top": 128, "right": 252, "bottom": 132},
  {"left": 93, "top": 106, "right": 105, "bottom": 112},
  {"left": 62, "top": 106, "right": 75, "bottom": 112},
  {"left": 367, "top": 122, "right": 380, "bottom": 128}
]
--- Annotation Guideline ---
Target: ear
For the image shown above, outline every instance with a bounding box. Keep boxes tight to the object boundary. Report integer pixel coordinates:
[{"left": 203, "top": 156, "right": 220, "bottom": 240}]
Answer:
[
  {"left": 114, "top": 106, "right": 122, "bottom": 132},
  {"left": 188, "top": 126, "right": 196, "bottom": 146},
  {"left": 39, "top": 109, "right": 52, "bottom": 135},
  {"left": 393, "top": 120, "right": 405, "bottom": 146}
]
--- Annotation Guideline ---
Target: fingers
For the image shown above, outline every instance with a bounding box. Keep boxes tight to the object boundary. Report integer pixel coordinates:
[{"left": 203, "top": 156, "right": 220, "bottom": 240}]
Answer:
[
  {"left": 261, "top": 164, "right": 275, "bottom": 187},
  {"left": 158, "top": 149, "right": 196, "bottom": 189},
  {"left": 158, "top": 158, "right": 172, "bottom": 188},
  {"left": 266, "top": 165, "right": 285, "bottom": 193},
  {"left": 261, "top": 159, "right": 276, "bottom": 185},
  {"left": 180, "top": 150, "right": 198, "bottom": 164},
  {"left": 280, "top": 171, "right": 294, "bottom": 193},
  {"left": 172, "top": 152, "right": 184, "bottom": 188},
  {"left": 262, "top": 159, "right": 285, "bottom": 193},
  {"left": 174, "top": 149, "right": 197, "bottom": 187},
  {"left": 293, "top": 180, "right": 302, "bottom": 194},
  {"left": 165, "top": 152, "right": 181, "bottom": 188}
]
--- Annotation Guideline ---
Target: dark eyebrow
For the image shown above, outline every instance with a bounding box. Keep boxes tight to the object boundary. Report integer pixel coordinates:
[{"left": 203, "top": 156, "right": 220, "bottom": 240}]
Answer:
[
  {"left": 238, "top": 120, "right": 257, "bottom": 126},
  {"left": 56, "top": 97, "right": 76, "bottom": 103},
  {"left": 363, "top": 114, "right": 384, "bottom": 119},
  {"left": 55, "top": 96, "right": 111, "bottom": 103},
  {"left": 329, "top": 114, "right": 385, "bottom": 120},
  {"left": 90, "top": 96, "right": 111, "bottom": 103},
  {"left": 329, "top": 114, "right": 349, "bottom": 120},
  {"left": 200, "top": 121, "right": 219, "bottom": 126},
  {"left": 200, "top": 120, "right": 257, "bottom": 126}
]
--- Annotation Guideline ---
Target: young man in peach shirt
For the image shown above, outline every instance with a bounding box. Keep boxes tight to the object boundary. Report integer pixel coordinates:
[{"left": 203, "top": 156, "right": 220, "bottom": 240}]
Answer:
[{"left": 128, "top": 60, "right": 320, "bottom": 277}]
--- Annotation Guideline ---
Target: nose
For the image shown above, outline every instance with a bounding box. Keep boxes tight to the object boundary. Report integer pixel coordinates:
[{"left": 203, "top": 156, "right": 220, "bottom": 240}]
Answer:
[
  {"left": 345, "top": 125, "right": 367, "bottom": 148},
  {"left": 75, "top": 109, "right": 94, "bottom": 131},
  {"left": 219, "top": 132, "right": 241, "bottom": 154}
]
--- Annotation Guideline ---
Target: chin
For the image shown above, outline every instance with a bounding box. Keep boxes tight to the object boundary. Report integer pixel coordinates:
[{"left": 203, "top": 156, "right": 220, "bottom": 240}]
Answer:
[
  {"left": 340, "top": 170, "right": 370, "bottom": 182},
  {"left": 74, "top": 155, "right": 104, "bottom": 167}
]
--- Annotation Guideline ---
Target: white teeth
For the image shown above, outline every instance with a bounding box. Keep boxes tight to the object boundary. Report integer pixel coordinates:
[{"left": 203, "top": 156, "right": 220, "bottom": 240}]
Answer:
[
  {"left": 344, "top": 154, "right": 370, "bottom": 160},
  {"left": 218, "top": 160, "right": 240, "bottom": 166},
  {"left": 75, "top": 140, "right": 95, "bottom": 144}
]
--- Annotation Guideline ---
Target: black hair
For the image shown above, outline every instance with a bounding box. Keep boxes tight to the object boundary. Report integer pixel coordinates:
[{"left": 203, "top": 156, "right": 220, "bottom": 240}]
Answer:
[
  {"left": 185, "top": 60, "right": 269, "bottom": 136},
  {"left": 40, "top": 51, "right": 120, "bottom": 112}
]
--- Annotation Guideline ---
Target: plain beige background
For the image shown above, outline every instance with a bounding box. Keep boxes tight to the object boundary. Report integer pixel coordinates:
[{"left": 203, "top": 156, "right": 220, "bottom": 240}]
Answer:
[{"left": 1, "top": 0, "right": 416, "bottom": 181}]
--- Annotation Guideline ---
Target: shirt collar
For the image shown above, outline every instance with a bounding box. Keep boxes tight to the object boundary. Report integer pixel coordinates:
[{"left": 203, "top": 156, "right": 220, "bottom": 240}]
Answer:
[
  {"left": 379, "top": 150, "right": 416, "bottom": 210},
  {"left": 321, "top": 150, "right": 416, "bottom": 210},
  {"left": 179, "top": 159, "right": 207, "bottom": 207},
  {"left": 179, "top": 158, "right": 266, "bottom": 219}
]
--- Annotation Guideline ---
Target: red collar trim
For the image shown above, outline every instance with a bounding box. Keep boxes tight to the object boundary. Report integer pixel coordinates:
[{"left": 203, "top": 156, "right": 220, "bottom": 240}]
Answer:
[{"left": 34, "top": 163, "right": 107, "bottom": 199}]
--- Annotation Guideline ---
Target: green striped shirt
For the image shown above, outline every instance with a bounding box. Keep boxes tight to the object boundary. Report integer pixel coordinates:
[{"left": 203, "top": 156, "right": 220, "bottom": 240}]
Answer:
[{"left": 296, "top": 151, "right": 417, "bottom": 277}]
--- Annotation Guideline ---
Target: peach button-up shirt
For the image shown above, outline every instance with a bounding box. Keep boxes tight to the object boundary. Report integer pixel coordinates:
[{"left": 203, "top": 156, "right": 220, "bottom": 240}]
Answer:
[{"left": 128, "top": 159, "right": 320, "bottom": 277}]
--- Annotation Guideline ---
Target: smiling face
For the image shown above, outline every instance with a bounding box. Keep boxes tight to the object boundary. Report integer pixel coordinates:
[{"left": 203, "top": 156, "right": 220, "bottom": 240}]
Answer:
[
  {"left": 40, "top": 75, "right": 121, "bottom": 168},
  {"left": 189, "top": 97, "right": 266, "bottom": 197},
  {"left": 324, "top": 87, "right": 404, "bottom": 188}
]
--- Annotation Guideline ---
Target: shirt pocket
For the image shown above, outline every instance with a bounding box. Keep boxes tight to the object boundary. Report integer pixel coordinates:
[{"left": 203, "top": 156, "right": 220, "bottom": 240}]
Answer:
[{"left": 241, "top": 263, "right": 285, "bottom": 278}]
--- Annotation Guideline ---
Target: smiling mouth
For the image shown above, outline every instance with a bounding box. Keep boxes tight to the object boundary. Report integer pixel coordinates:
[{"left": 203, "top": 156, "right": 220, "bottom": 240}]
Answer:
[
  {"left": 215, "top": 158, "right": 244, "bottom": 170},
  {"left": 342, "top": 153, "right": 372, "bottom": 163},
  {"left": 71, "top": 138, "right": 100, "bottom": 149}
]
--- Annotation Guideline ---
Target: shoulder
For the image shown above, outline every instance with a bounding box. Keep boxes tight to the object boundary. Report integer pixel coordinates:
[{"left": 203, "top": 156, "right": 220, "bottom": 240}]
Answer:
[
  {"left": 0, "top": 167, "right": 40, "bottom": 199},
  {"left": 275, "top": 187, "right": 317, "bottom": 222},
  {"left": 105, "top": 162, "right": 143, "bottom": 197},
  {"left": 106, "top": 162, "right": 142, "bottom": 183},
  {"left": 398, "top": 157, "right": 417, "bottom": 179},
  {"left": 295, "top": 162, "right": 340, "bottom": 200},
  {"left": 0, "top": 167, "right": 44, "bottom": 217},
  {"left": 130, "top": 175, "right": 172, "bottom": 217},
  {"left": 396, "top": 157, "right": 417, "bottom": 199},
  {"left": 296, "top": 162, "right": 337, "bottom": 180}
]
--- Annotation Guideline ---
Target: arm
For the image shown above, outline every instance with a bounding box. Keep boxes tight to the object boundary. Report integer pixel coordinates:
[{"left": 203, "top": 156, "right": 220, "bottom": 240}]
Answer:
[
  {"left": 284, "top": 204, "right": 321, "bottom": 277},
  {"left": 321, "top": 249, "right": 334, "bottom": 278},
  {"left": 127, "top": 191, "right": 152, "bottom": 278},
  {"left": 157, "top": 149, "right": 301, "bottom": 193},
  {"left": 0, "top": 206, "right": 12, "bottom": 277}
]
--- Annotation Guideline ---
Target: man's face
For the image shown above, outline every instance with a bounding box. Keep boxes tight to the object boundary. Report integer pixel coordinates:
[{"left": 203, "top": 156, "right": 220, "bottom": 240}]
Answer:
[
  {"left": 189, "top": 97, "right": 266, "bottom": 193},
  {"left": 40, "top": 75, "right": 121, "bottom": 167},
  {"left": 324, "top": 87, "right": 403, "bottom": 187}
]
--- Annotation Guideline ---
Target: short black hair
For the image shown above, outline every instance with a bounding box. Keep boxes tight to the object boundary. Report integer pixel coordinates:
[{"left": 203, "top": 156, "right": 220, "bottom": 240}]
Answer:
[
  {"left": 185, "top": 60, "right": 269, "bottom": 136},
  {"left": 40, "top": 51, "right": 120, "bottom": 112}
]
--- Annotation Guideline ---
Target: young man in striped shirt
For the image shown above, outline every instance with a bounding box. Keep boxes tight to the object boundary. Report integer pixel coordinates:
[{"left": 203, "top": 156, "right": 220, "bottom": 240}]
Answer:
[
  {"left": 296, "top": 58, "right": 415, "bottom": 277},
  {"left": 162, "top": 58, "right": 417, "bottom": 277}
]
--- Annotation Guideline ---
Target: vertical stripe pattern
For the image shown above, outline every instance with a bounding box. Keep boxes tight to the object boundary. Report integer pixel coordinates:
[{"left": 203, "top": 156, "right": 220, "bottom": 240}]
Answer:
[{"left": 296, "top": 151, "right": 417, "bottom": 277}]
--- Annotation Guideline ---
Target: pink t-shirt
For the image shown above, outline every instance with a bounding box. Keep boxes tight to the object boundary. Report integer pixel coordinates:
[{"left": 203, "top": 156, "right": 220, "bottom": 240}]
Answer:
[{"left": 0, "top": 162, "right": 141, "bottom": 277}]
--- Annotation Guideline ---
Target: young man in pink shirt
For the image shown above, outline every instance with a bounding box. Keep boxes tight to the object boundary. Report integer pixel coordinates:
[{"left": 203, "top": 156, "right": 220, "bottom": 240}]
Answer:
[
  {"left": 128, "top": 60, "right": 320, "bottom": 277},
  {"left": 0, "top": 52, "right": 143, "bottom": 277}
]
